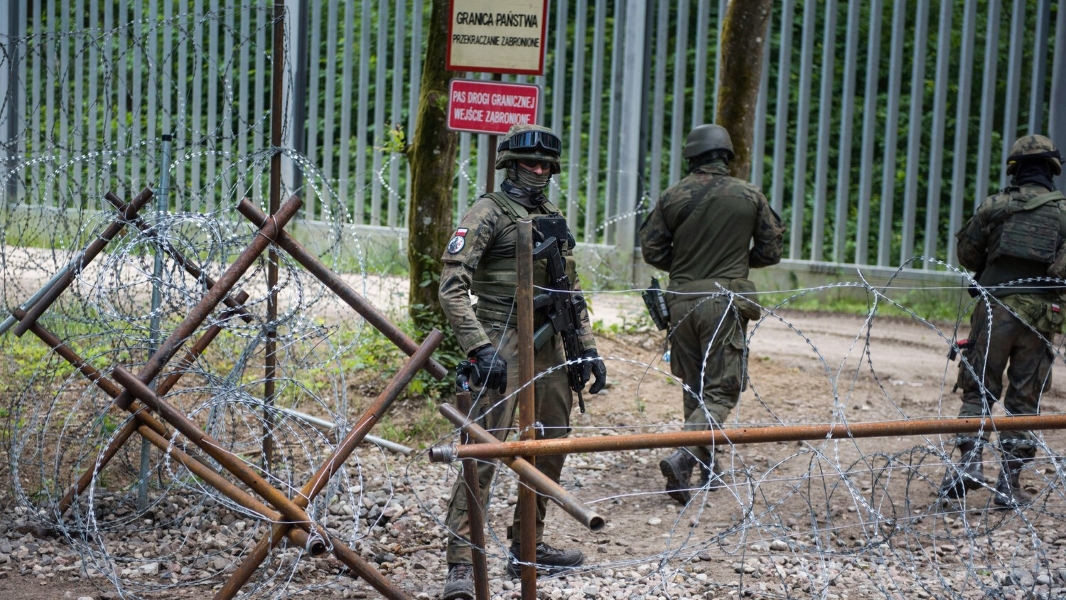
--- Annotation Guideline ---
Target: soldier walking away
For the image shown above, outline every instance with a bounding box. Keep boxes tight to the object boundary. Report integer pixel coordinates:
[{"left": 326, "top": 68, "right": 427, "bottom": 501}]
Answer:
[
  {"left": 438, "top": 124, "right": 607, "bottom": 599},
  {"left": 941, "top": 134, "right": 1066, "bottom": 508},
  {"left": 639, "top": 124, "right": 784, "bottom": 505}
]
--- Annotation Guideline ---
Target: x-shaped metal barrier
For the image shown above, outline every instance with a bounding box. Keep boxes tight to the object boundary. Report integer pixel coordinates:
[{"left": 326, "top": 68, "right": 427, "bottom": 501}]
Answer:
[{"left": 9, "top": 189, "right": 450, "bottom": 599}]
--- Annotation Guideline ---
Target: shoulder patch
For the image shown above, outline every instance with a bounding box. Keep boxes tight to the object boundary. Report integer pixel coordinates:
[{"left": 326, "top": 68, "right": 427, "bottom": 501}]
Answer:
[{"left": 446, "top": 228, "right": 469, "bottom": 254}]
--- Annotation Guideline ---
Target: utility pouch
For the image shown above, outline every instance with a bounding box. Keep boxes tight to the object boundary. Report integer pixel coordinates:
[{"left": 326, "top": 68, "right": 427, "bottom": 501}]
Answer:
[
  {"left": 642, "top": 277, "right": 670, "bottom": 330},
  {"left": 730, "top": 278, "right": 762, "bottom": 321}
]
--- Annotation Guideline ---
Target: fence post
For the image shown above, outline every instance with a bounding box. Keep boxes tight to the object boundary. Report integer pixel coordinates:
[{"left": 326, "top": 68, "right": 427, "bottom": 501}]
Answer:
[
  {"left": 2, "top": 1, "right": 18, "bottom": 206},
  {"left": 1051, "top": 0, "right": 1066, "bottom": 193},
  {"left": 618, "top": 0, "right": 647, "bottom": 286}
]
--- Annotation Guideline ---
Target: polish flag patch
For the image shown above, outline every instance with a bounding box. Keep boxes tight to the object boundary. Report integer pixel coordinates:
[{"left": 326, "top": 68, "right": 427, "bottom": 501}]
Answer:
[{"left": 447, "top": 228, "right": 469, "bottom": 254}]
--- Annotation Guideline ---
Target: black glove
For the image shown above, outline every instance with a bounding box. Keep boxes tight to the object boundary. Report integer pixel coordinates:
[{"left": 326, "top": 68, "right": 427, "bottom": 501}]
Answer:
[
  {"left": 470, "top": 345, "right": 508, "bottom": 394},
  {"left": 580, "top": 349, "right": 607, "bottom": 394}
]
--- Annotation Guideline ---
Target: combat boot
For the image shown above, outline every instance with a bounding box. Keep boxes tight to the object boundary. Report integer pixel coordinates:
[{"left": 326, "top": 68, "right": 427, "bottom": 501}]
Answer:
[
  {"left": 659, "top": 449, "right": 697, "bottom": 504},
  {"left": 993, "top": 452, "right": 1033, "bottom": 508},
  {"left": 442, "top": 563, "right": 474, "bottom": 600},
  {"left": 938, "top": 440, "right": 985, "bottom": 499},
  {"left": 697, "top": 456, "right": 723, "bottom": 492},
  {"left": 506, "top": 541, "right": 585, "bottom": 577}
]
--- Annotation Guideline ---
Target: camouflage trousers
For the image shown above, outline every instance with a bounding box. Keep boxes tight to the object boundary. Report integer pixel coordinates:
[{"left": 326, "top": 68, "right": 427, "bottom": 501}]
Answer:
[
  {"left": 444, "top": 323, "right": 573, "bottom": 565},
  {"left": 954, "top": 295, "right": 1059, "bottom": 456},
  {"left": 668, "top": 295, "right": 747, "bottom": 464}
]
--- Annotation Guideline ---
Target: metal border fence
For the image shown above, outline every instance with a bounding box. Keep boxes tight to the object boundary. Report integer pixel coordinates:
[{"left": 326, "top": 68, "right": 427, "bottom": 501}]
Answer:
[{"left": 1, "top": 1, "right": 1065, "bottom": 283}]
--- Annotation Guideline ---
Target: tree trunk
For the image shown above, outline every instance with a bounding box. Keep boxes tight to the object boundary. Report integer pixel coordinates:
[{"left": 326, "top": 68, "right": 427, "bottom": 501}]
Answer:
[
  {"left": 407, "top": 0, "right": 458, "bottom": 329},
  {"left": 715, "top": 0, "right": 773, "bottom": 181}
]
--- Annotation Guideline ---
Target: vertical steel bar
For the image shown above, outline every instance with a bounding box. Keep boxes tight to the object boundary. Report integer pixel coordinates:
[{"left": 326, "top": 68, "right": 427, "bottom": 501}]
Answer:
[
  {"left": 900, "top": 0, "right": 929, "bottom": 265},
  {"left": 751, "top": 26, "right": 771, "bottom": 188},
  {"left": 922, "top": 0, "right": 953, "bottom": 268},
  {"left": 832, "top": 1, "right": 859, "bottom": 262},
  {"left": 566, "top": 2, "right": 586, "bottom": 229},
  {"left": 458, "top": 132, "right": 471, "bottom": 219},
  {"left": 356, "top": 0, "right": 371, "bottom": 222},
  {"left": 322, "top": 0, "right": 340, "bottom": 206},
  {"left": 788, "top": 0, "right": 817, "bottom": 260},
  {"left": 264, "top": 0, "right": 286, "bottom": 469},
  {"left": 388, "top": 0, "right": 405, "bottom": 227},
  {"left": 238, "top": 1, "right": 250, "bottom": 160},
  {"left": 457, "top": 391, "right": 490, "bottom": 600},
  {"left": 713, "top": 0, "right": 725, "bottom": 118},
  {"left": 583, "top": 0, "right": 606, "bottom": 243},
  {"left": 1029, "top": 0, "right": 1050, "bottom": 134},
  {"left": 2, "top": 1, "right": 16, "bottom": 205},
  {"left": 811, "top": 0, "right": 838, "bottom": 263},
  {"left": 947, "top": 1, "right": 978, "bottom": 266},
  {"left": 516, "top": 220, "right": 536, "bottom": 598},
  {"left": 190, "top": 0, "right": 204, "bottom": 208},
  {"left": 617, "top": 0, "right": 646, "bottom": 257},
  {"left": 692, "top": 0, "right": 710, "bottom": 127},
  {"left": 668, "top": 0, "right": 689, "bottom": 185},
  {"left": 602, "top": 2, "right": 624, "bottom": 244},
  {"left": 1051, "top": 0, "right": 1066, "bottom": 193},
  {"left": 205, "top": 0, "right": 220, "bottom": 205},
  {"left": 649, "top": 0, "right": 668, "bottom": 203},
  {"left": 371, "top": 0, "right": 388, "bottom": 225},
  {"left": 305, "top": 0, "right": 322, "bottom": 218},
  {"left": 139, "top": 135, "right": 172, "bottom": 509},
  {"left": 770, "top": 0, "right": 794, "bottom": 215},
  {"left": 975, "top": 1, "right": 1001, "bottom": 208},
  {"left": 548, "top": 0, "right": 567, "bottom": 209},
  {"left": 855, "top": 0, "right": 882, "bottom": 265},
  {"left": 338, "top": 0, "right": 355, "bottom": 212},
  {"left": 876, "top": 1, "right": 907, "bottom": 266},
  {"left": 1000, "top": 0, "right": 1026, "bottom": 188}
]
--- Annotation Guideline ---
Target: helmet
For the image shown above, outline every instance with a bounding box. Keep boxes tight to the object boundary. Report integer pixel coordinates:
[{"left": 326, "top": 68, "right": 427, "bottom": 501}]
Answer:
[
  {"left": 1006, "top": 134, "right": 1062, "bottom": 176},
  {"left": 495, "top": 124, "right": 562, "bottom": 173},
  {"left": 683, "top": 124, "right": 734, "bottom": 161}
]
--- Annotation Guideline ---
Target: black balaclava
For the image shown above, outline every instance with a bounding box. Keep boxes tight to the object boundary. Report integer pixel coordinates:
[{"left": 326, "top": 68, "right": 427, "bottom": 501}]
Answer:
[{"left": 1012, "top": 159, "right": 1058, "bottom": 192}]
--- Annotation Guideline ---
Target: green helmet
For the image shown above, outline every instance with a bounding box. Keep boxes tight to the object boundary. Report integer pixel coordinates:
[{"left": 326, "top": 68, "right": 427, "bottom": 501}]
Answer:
[
  {"left": 495, "top": 124, "right": 562, "bottom": 174},
  {"left": 683, "top": 124, "right": 734, "bottom": 161},
  {"left": 1006, "top": 134, "right": 1063, "bottom": 176}
]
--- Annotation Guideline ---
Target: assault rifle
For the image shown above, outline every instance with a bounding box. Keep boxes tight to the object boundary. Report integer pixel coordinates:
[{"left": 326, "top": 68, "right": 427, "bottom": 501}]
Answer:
[{"left": 532, "top": 217, "right": 589, "bottom": 413}]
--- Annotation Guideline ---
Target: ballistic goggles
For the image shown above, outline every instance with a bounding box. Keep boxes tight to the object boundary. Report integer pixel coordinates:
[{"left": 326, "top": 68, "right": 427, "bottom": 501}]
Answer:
[{"left": 498, "top": 130, "right": 562, "bottom": 155}]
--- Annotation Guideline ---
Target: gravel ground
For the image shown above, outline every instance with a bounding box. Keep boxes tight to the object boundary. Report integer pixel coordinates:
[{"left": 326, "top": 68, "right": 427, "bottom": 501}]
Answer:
[{"left": 2, "top": 311, "right": 1066, "bottom": 599}]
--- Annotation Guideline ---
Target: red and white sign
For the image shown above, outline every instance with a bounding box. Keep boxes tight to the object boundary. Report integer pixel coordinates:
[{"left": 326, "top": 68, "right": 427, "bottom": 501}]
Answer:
[
  {"left": 446, "top": 0, "right": 549, "bottom": 75},
  {"left": 447, "top": 79, "right": 541, "bottom": 136}
]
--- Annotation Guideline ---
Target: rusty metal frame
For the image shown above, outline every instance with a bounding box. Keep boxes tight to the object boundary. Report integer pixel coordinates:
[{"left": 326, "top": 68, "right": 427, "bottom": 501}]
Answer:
[{"left": 7, "top": 188, "right": 452, "bottom": 599}]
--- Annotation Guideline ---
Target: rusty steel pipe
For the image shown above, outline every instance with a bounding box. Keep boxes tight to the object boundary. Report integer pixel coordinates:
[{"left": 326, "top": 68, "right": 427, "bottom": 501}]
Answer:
[
  {"left": 14, "top": 188, "right": 154, "bottom": 338},
  {"left": 111, "top": 366, "right": 325, "bottom": 531},
  {"left": 458, "top": 392, "right": 490, "bottom": 600},
  {"left": 236, "top": 198, "right": 449, "bottom": 381},
  {"left": 102, "top": 193, "right": 255, "bottom": 324},
  {"left": 516, "top": 220, "right": 536, "bottom": 597},
  {"left": 434, "top": 414, "right": 1066, "bottom": 461},
  {"left": 114, "top": 194, "right": 302, "bottom": 411},
  {"left": 216, "top": 330, "right": 443, "bottom": 599},
  {"left": 39, "top": 294, "right": 249, "bottom": 513},
  {"left": 437, "top": 403, "right": 605, "bottom": 532},
  {"left": 135, "top": 421, "right": 326, "bottom": 556}
]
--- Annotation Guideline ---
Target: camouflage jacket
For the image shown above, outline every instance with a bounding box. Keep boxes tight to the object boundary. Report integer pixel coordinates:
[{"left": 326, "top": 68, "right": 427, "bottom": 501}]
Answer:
[
  {"left": 438, "top": 191, "right": 596, "bottom": 355},
  {"left": 956, "top": 184, "right": 1066, "bottom": 297},
  {"left": 639, "top": 161, "right": 784, "bottom": 288}
]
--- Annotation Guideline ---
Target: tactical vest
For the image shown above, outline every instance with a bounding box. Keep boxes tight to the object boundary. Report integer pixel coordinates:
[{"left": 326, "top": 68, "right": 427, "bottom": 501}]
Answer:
[
  {"left": 986, "top": 189, "right": 1066, "bottom": 265},
  {"left": 471, "top": 192, "right": 578, "bottom": 326}
]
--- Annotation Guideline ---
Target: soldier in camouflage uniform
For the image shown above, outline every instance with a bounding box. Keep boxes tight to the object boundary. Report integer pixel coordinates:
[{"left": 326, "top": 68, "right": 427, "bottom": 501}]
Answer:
[
  {"left": 439, "top": 124, "right": 607, "bottom": 599},
  {"left": 639, "top": 124, "right": 784, "bottom": 505},
  {"left": 941, "top": 134, "right": 1066, "bottom": 508}
]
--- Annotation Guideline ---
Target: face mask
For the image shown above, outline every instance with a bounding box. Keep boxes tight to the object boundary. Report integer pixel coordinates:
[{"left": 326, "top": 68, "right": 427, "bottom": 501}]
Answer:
[{"left": 510, "top": 164, "right": 552, "bottom": 192}]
